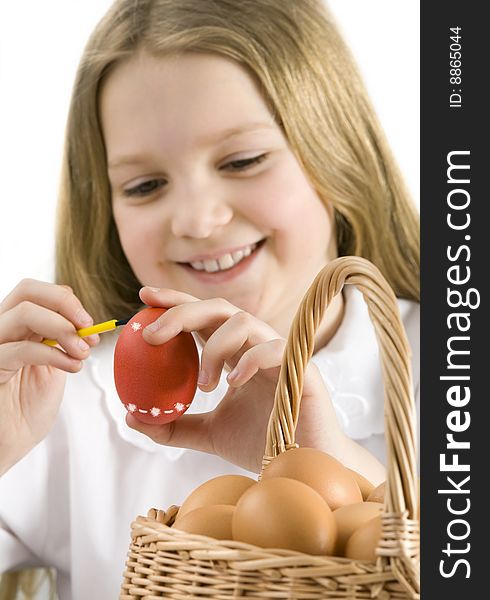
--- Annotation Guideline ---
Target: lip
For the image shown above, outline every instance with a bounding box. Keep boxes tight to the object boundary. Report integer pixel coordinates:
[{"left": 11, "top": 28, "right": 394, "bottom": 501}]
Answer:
[{"left": 177, "top": 239, "right": 265, "bottom": 284}]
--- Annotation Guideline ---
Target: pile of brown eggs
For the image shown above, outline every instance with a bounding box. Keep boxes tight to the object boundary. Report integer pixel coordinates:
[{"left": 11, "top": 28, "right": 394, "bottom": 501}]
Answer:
[{"left": 169, "top": 447, "right": 387, "bottom": 560}]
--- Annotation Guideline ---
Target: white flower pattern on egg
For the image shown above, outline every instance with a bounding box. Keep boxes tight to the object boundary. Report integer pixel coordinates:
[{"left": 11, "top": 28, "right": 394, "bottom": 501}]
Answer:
[
  {"left": 125, "top": 403, "right": 193, "bottom": 416},
  {"left": 131, "top": 322, "right": 142, "bottom": 332}
]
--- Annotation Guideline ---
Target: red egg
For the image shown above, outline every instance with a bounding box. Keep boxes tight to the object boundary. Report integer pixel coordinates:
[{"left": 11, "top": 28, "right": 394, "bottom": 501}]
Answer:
[{"left": 114, "top": 307, "right": 199, "bottom": 424}]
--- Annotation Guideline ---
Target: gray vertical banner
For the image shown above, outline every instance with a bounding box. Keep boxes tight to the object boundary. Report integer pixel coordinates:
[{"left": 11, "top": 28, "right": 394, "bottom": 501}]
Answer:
[{"left": 421, "top": 2, "right": 486, "bottom": 597}]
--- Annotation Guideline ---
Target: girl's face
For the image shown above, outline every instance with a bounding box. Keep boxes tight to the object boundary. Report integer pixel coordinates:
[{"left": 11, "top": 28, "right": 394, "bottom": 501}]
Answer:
[{"left": 101, "top": 52, "right": 336, "bottom": 334}]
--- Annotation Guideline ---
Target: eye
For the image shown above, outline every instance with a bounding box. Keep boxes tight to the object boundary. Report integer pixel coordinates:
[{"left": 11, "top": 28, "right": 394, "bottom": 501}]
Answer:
[
  {"left": 221, "top": 153, "right": 267, "bottom": 172},
  {"left": 123, "top": 179, "right": 166, "bottom": 197}
]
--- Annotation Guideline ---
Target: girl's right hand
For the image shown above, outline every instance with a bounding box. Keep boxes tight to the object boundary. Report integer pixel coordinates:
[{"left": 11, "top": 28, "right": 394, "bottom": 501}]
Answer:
[{"left": 0, "top": 279, "right": 98, "bottom": 476}]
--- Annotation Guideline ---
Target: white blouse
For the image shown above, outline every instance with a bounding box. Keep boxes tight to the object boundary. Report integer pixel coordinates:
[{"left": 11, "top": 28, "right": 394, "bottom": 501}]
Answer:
[{"left": 0, "top": 287, "right": 419, "bottom": 599}]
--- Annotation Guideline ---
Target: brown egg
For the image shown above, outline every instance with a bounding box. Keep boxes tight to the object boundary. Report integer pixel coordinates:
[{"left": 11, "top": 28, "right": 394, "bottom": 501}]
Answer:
[
  {"left": 176, "top": 475, "right": 257, "bottom": 521},
  {"left": 344, "top": 515, "right": 382, "bottom": 561},
  {"left": 173, "top": 504, "right": 234, "bottom": 540},
  {"left": 232, "top": 477, "right": 337, "bottom": 555},
  {"left": 332, "top": 501, "right": 383, "bottom": 556},
  {"left": 261, "top": 448, "right": 362, "bottom": 510},
  {"left": 366, "top": 479, "right": 420, "bottom": 519},
  {"left": 347, "top": 468, "right": 375, "bottom": 500},
  {"left": 366, "top": 481, "right": 386, "bottom": 503}
]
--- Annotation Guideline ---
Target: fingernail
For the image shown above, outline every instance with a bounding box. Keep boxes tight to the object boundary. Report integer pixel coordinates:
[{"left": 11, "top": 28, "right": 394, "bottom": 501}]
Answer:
[
  {"left": 146, "top": 320, "right": 161, "bottom": 333},
  {"left": 198, "top": 370, "right": 209, "bottom": 386},
  {"left": 78, "top": 338, "right": 90, "bottom": 351},
  {"left": 76, "top": 309, "right": 92, "bottom": 326},
  {"left": 227, "top": 368, "right": 239, "bottom": 383},
  {"left": 147, "top": 287, "right": 160, "bottom": 292}
]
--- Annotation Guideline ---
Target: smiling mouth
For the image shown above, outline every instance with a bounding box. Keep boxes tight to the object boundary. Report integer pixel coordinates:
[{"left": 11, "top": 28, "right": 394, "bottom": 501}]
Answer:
[{"left": 180, "top": 240, "right": 265, "bottom": 273}]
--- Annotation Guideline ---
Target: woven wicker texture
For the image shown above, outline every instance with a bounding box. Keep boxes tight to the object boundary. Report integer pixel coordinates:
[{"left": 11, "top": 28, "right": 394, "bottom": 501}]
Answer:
[{"left": 120, "top": 256, "right": 420, "bottom": 599}]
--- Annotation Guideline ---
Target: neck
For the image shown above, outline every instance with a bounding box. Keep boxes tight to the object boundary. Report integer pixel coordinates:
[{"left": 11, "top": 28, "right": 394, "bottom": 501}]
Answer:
[
  {"left": 313, "top": 292, "right": 345, "bottom": 352},
  {"left": 270, "top": 291, "right": 344, "bottom": 353}
]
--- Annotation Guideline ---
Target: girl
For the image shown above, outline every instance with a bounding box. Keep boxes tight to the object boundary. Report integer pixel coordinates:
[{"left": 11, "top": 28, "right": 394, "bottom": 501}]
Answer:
[{"left": 0, "top": 1, "right": 419, "bottom": 598}]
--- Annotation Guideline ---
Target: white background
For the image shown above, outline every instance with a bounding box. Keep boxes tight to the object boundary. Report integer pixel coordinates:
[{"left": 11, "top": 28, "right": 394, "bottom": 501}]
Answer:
[{"left": 0, "top": 1, "right": 419, "bottom": 301}]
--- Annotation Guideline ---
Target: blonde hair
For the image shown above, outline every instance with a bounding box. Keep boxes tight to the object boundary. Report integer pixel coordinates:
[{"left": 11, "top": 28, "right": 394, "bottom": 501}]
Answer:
[
  {"left": 0, "top": 569, "right": 57, "bottom": 600},
  {"left": 56, "top": 0, "right": 419, "bottom": 322}
]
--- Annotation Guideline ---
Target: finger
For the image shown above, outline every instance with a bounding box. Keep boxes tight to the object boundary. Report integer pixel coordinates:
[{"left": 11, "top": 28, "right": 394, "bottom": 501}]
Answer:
[
  {"left": 0, "top": 341, "right": 83, "bottom": 383},
  {"left": 125, "top": 412, "right": 213, "bottom": 454},
  {"left": 142, "top": 297, "right": 241, "bottom": 344},
  {"left": 84, "top": 334, "right": 100, "bottom": 347},
  {"left": 226, "top": 338, "right": 286, "bottom": 387},
  {"left": 139, "top": 286, "right": 199, "bottom": 308},
  {"left": 199, "top": 311, "right": 280, "bottom": 391},
  {"left": 0, "top": 279, "right": 94, "bottom": 329},
  {"left": 0, "top": 302, "right": 92, "bottom": 360}
]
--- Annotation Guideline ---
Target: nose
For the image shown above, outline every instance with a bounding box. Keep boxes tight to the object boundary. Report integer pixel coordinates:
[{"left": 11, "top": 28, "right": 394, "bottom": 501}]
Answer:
[{"left": 170, "top": 184, "right": 233, "bottom": 239}]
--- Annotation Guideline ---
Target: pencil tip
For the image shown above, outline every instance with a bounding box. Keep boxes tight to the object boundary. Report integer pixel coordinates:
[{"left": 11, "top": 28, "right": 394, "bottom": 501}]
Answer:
[{"left": 116, "top": 317, "right": 131, "bottom": 327}]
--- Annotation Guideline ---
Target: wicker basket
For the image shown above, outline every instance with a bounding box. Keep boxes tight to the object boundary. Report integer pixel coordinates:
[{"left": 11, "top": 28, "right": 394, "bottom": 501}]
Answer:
[{"left": 120, "top": 256, "right": 420, "bottom": 599}]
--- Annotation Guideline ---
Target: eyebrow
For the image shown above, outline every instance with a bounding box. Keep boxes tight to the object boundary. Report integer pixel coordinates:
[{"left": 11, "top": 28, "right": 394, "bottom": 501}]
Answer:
[{"left": 107, "top": 121, "right": 276, "bottom": 170}]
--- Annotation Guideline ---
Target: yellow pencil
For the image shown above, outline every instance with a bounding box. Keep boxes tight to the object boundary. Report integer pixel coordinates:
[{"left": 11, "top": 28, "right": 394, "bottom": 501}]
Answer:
[{"left": 42, "top": 317, "right": 131, "bottom": 346}]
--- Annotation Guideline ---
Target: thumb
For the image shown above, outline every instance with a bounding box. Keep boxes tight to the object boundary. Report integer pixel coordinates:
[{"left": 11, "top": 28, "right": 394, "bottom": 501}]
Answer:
[{"left": 125, "top": 412, "right": 213, "bottom": 454}]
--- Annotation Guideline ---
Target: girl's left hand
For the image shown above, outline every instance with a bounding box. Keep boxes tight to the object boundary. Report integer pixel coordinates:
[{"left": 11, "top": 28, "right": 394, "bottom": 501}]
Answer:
[{"left": 127, "top": 286, "right": 345, "bottom": 474}]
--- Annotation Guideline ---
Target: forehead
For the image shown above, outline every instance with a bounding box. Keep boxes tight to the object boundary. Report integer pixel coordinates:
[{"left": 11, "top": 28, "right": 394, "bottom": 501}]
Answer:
[{"left": 99, "top": 52, "right": 278, "bottom": 155}]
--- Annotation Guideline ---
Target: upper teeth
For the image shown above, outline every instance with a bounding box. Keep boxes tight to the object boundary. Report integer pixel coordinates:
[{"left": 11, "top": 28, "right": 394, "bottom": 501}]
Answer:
[{"left": 190, "top": 244, "right": 256, "bottom": 273}]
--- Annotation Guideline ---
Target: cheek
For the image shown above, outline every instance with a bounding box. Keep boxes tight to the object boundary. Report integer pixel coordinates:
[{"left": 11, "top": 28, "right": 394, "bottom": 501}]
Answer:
[
  {"left": 243, "top": 161, "right": 332, "bottom": 247},
  {"left": 113, "top": 205, "right": 160, "bottom": 259}
]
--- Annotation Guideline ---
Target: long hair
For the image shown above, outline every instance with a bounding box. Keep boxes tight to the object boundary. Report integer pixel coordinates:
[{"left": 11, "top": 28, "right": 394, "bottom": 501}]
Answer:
[
  {"left": 0, "top": 569, "right": 57, "bottom": 600},
  {"left": 56, "top": 0, "right": 419, "bottom": 322}
]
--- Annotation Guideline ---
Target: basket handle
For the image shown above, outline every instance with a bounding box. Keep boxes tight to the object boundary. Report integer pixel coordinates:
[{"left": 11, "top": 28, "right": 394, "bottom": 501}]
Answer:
[{"left": 262, "top": 256, "right": 418, "bottom": 522}]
